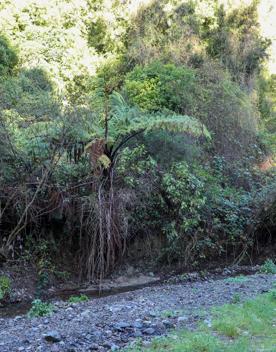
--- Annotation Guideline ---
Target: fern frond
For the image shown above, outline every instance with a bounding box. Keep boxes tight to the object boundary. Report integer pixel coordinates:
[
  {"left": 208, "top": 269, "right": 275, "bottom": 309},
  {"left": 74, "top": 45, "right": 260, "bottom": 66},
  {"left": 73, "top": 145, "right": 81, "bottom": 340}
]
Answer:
[
  {"left": 86, "top": 92, "right": 210, "bottom": 158},
  {"left": 131, "top": 113, "right": 210, "bottom": 138}
]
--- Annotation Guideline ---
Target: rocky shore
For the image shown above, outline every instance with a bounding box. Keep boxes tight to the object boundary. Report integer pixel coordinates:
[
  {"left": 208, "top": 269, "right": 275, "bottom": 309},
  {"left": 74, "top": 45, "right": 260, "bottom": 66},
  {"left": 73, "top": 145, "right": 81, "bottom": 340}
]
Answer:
[{"left": 0, "top": 272, "right": 275, "bottom": 351}]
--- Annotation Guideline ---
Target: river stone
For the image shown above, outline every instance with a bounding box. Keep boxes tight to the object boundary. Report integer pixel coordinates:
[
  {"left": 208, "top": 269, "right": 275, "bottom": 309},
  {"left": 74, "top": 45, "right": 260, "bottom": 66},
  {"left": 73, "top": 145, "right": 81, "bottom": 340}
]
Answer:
[
  {"left": 177, "top": 316, "right": 188, "bottom": 323},
  {"left": 44, "top": 330, "right": 62, "bottom": 343},
  {"left": 102, "top": 341, "right": 113, "bottom": 349},
  {"left": 162, "top": 320, "right": 174, "bottom": 328},
  {"left": 113, "top": 321, "right": 130, "bottom": 330},
  {"left": 50, "top": 345, "right": 60, "bottom": 352},
  {"left": 133, "top": 330, "right": 142, "bottom": 337},
  {"left": 143, "top": 327, "right": 155, "bottom": 335},
  {"left": 133, "top": 321, "right": 143, "bottom": 329},
  {"left": 142, "top": 320, "right": 152, "bottom": 327},
  {"left": 80, "top": 309, "right": 91, "bottom": 318}
]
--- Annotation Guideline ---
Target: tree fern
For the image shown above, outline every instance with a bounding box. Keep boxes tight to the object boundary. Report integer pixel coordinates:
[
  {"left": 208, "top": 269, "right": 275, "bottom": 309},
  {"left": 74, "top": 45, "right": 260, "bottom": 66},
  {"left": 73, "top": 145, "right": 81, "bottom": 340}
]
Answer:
[{"left": 89, "top": 91, "right": 210, "bottom": 162}]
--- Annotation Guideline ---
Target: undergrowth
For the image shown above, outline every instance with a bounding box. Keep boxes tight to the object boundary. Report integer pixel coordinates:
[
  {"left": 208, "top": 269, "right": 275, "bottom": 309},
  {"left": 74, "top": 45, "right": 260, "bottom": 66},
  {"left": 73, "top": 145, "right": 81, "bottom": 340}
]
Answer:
[
  {"left": 0, "top": 276, "right": 11, "bottom": 300},
  {"left": 27, "top": 299, "right": 54, "bottom": 318},
  {"left": 68, "top": 294, "right": 89, "bottom": 304},
  {"left": 259, "top": 259, "right": 276, "bottom": 274}
]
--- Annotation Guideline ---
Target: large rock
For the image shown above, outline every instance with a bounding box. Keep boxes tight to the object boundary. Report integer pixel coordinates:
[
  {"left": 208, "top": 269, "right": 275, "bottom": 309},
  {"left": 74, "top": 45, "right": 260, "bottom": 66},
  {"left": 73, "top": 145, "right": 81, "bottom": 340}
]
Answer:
[
  {"left": 143, "top": 327, "right": 155, "bottom": 335},
  {"left": 44, "top": 330, "right": 62, "bottom": 343}
]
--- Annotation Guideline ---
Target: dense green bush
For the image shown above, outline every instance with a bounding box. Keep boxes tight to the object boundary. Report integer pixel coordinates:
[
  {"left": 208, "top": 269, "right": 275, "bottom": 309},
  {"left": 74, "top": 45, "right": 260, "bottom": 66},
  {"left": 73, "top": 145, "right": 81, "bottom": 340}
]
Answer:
[
  {"left": 259, "top": 259, "right": 276, "bottom": 274},
  {"left": 158, "top": 162, "right": 254, "bottom": 263},
  {"left": 0, "top": 276, "right": 11, "bottom": 301},
  {"left": 202, "top": 2, "right": 271, "bottom": 84},
  {"left": 124, "top": 60, "right": 258, "bottom": 158},
  {"left": 119, "top": 149, "right": 273, "bottom": 265},
  {"left": 28, "top": 299, "right": 54, "bottom": 318},
  {"left": 0, "top": 36, "right": 18, "bottom": 76},
  {"left": 118, "top": 149, "right": 264, "bottom": 266},
  {"left": 124, "top": 61, "right": 197, "bottom": 113},
  {"left": 68, "top": 294, "right": 89, "bottom": 303}
]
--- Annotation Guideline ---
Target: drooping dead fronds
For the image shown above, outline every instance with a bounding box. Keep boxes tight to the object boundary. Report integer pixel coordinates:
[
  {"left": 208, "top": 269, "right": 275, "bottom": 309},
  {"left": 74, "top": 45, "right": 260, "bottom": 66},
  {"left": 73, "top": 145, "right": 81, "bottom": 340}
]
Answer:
[{"left": 77, "top": 167, "right": 133, "bottom": 281}]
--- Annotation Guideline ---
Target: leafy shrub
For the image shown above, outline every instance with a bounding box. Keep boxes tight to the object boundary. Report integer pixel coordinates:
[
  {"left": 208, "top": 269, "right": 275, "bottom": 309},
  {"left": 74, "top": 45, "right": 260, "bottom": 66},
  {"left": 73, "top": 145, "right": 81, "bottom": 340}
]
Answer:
[
  {"left": 161, "top": 162, "right": 206, "bottom": 261},
  {"left": 203, "top": 2, "right": 270, "bottom": 83},
  {"left": 27, "top": 299, "right": 54, "bottom": 318},
  {"left": 124, "top": 60, "right": 258, "bottom": 159},
  {"left": 0, "top": 36, "right": 18, "bottom": 76},
  {"left": 0, "top": 276, "right": 11, "bottom": 300},
  {"left": 68, "top": 294, "right": 89, "bottom": 304},
  {"left": 87, "top": 17, "right": 111, "bottom": 54},
  {"left": 156, "top": 159, "right": 255, "bottom": 263},
  {"left": 259, "top": 259, "right": 276, "bottom": 274},
  {"left": 118, "top": 148, "right": 261, "bottom": 266},
  {"left": 124, "top": 61, "right": 197, "bottom": 113}
]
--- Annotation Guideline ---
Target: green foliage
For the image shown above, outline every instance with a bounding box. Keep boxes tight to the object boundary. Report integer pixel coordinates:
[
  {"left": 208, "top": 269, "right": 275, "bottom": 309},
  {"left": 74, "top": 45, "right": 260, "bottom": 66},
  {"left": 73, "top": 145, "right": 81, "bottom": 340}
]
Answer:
[
  {"left": 124, "top": 61, "right": 197, "bottom": 113},
  {"left": 117, "top": 145, "right": 157, "bottom": 188},
  {"left": 212, "top": 291, "right": 276, "bottom": 340},
  {"left": 117, "top": 142, "right": 274, "bottom": 266},
  {"left": 23, "top": 238, "right": 59, "bottom": 296},
  {"left": 0, "top": 36, "right": 18, "bottom": 76},
  {"left": 68, "top": 294, "right": 89, "bottom": 304},
  {"left": 196, "top": 64, "right": 258, "bottom": 156},
  {"left": 27, "top": 299, "right": 54, "bottom": 318},
  {"left": 136, "top": 157, "right": 257, "bottom": 264},
  {"left": 124, "top": 60, "right": 258, "bottom": 157},
  {"left": 160, "top": 310, "right": 181, "bottom": 319},
  {"left": 0, "top": 275, "right": 11, "bottom": 300},
  {"left": 270, "top": 289, "right": 276, "bottom": 301},
  {"left": 54, "top": 270, "right": 71, "bottom": 281},
  {"left": 0, "top": 0, "right": 98, "bottom": 102},
  {"left": 161, "top": 162, "right": 206, "bottom": 261},
  {"left": 258, "top": 73, "right": 276, "bottom": 154},
  {"left": 87, "top": 17, "right": 110, "bottom": 54},
  {"left": 88, "top": 89, "right": 210, "bottom": 155},
  {"left": 202, "top": 2, "right": 270, "bottom": 83},
  {"left": 127, "top": 1, "right": 270, "bottom": 85},
  {"left": 259, "top": 259, "right": 276, "bottom": 274}
]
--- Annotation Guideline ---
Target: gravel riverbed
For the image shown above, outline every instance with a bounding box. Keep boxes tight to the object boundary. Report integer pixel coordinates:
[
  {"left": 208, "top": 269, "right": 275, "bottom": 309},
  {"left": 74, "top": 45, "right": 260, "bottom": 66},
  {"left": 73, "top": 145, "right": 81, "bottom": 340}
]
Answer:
[{"left": 0, "top": 273, "right": 275, "bottom": 352}]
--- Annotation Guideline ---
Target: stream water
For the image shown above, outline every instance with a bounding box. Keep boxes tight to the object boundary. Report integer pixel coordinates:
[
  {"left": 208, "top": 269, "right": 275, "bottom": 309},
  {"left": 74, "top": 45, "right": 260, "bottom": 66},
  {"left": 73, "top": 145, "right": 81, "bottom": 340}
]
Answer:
[
  {"left": 0, "top": 301, "right": 32, "bottom": 318},
  {"left": 0, "top": 266, "right": 259, "bottom": 319},
  {"left": 0, "top": 280, "right": 162, "bottom": 319}
]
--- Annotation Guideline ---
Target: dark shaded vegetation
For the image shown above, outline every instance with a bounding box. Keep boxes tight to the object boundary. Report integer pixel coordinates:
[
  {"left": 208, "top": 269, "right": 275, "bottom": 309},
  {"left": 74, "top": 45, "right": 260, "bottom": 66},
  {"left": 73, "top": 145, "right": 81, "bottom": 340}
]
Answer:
[{"left": 0, "top": 0, "right": 275, "bottom": 283}]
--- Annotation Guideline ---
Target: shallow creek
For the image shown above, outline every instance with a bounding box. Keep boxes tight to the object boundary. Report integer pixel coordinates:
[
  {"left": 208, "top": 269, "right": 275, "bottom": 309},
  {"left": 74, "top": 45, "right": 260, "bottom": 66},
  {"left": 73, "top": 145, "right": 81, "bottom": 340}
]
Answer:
[{"left": 0, "top": 265, "right": 260, "bottom": 319}]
